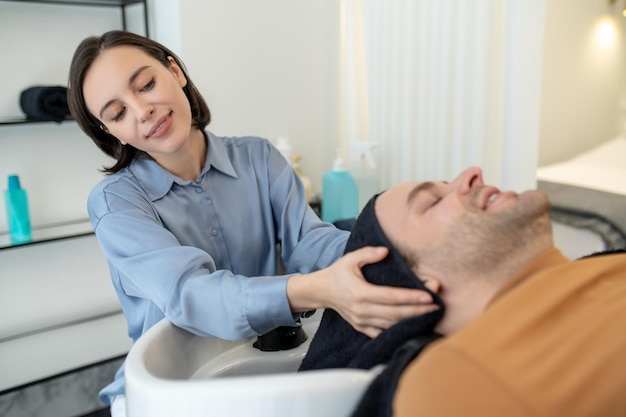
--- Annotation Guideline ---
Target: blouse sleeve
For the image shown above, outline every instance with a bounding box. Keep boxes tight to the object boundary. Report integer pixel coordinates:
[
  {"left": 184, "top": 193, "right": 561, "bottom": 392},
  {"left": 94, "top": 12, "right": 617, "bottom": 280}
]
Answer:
[
  {"left": 88, "top": 177, "right": 293, "bottom": 341},
  {"left": 264, "top": 141, "right": 349, "bottom": 274}
]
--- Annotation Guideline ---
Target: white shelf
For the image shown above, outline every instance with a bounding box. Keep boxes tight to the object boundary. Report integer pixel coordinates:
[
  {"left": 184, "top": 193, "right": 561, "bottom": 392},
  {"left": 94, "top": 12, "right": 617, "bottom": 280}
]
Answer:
[{"left": 0, "top": 219, "right": 94, "bottom": 250}]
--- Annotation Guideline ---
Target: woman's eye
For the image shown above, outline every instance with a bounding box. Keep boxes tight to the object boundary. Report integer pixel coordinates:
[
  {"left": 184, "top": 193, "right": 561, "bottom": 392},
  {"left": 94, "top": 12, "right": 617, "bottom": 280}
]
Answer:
[
  {"left": 140, "top": 78, "right": 155, "bottom": 92},
  {"left": 112, "top": 107, "right": 126, "bottom": 122}
]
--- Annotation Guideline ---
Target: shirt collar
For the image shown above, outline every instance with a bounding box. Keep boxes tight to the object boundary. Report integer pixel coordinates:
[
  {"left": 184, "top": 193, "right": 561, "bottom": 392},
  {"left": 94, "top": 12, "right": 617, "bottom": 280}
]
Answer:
[
  {"left": 202, "top": 131, "right": 238, "bottom": 179},
  {"left": 128, "top": 130, "right": 238, "bottom": 201}
]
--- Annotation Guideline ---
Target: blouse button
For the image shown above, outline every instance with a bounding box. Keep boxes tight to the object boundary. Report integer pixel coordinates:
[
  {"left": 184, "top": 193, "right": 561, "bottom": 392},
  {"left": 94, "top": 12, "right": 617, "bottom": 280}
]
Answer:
[{"left": 212, "top": 229, "right": 218, "bottom": 236}]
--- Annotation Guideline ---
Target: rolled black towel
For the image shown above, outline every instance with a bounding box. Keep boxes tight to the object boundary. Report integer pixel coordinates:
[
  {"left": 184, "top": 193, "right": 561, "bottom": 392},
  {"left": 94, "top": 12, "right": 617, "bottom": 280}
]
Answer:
[
  {"left": 298, "top": 193, "right": 445, "bottom": 372},
  {"left": 19, "top": 86, "right": 71, "bottom": 123}
]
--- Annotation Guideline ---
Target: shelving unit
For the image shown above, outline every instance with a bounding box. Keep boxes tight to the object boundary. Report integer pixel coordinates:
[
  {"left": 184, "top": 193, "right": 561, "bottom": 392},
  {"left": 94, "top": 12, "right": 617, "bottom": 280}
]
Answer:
[
  {"left": 0, "top": 0, "right": 149, "bottom": 248},
  {"left": 0, "top": 0, "right": 148, "bottom": 35},
  {"left": 0, "top": 5, "right": 150, "bottom": 410},
  {"left": 0, "top": 115, "right": 74, "bottom": 125},
  {"left": 0, "top": 0, "right": 149, "bottom": 126}
]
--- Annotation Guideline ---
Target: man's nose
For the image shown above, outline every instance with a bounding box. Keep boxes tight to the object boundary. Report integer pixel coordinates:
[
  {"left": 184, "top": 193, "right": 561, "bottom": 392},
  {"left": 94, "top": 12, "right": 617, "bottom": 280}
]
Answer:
[{"left": 456, "top": 166, "right": 484, "bottom": 194}]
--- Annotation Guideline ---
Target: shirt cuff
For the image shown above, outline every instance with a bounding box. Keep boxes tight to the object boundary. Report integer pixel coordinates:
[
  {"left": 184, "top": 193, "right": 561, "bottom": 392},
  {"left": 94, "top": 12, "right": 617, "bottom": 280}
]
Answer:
[{"left": 246, "top": 275, "right": 297, "bottom": 334}]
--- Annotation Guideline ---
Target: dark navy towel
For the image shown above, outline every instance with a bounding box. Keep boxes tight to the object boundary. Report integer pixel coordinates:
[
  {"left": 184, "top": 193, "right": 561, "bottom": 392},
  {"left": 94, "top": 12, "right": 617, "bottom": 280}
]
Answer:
[
  {"left": 299, "top": 194, "right": 445, "bottom": 372},
  {"left": 351, "top": 333, "right": 442, "bottom": 417},
  {"left": 19, "top": 86, "right": 71, "bottom": 123}
]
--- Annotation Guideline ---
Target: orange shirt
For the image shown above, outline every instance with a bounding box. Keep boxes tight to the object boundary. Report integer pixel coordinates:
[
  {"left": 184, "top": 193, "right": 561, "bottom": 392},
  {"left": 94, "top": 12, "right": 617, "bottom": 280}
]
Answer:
[{"left": 393, "top": 248, "right": 626, "bottom": 417}]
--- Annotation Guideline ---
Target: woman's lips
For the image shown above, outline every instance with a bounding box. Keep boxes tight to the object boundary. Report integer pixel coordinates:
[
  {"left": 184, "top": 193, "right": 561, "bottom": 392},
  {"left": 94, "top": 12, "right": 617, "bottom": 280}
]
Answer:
[{"left": 147, "top": 113, "right": 172, "bottom": 138}]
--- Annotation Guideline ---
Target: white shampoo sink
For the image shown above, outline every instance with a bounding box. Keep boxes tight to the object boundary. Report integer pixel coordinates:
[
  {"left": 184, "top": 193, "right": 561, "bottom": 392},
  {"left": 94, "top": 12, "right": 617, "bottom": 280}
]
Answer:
[{"left": 125, "top": 312, "right": 378, "bottom": 417}]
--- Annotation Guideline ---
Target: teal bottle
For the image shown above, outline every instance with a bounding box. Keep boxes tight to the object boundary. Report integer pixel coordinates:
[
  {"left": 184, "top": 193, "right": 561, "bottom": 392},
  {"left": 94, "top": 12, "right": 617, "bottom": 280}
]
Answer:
[
  {"left": 322, "top": 156, "right": 358, "bottom": 224},
  {"left": 4, "top": 174, "right": 32, "bottom": 244}
]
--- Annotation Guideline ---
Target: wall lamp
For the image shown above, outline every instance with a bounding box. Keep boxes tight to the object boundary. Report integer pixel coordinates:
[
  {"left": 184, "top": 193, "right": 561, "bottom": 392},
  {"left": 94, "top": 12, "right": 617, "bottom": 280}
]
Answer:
[{"left": 609, "top": 0, "right": 626, "bottom": 17}]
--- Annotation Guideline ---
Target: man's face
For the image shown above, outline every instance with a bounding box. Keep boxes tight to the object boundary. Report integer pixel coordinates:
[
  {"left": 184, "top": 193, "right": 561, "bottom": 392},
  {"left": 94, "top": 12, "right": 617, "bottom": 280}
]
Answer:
[{"left": 375, "top": 166, "right": 552, "bottom": 279}]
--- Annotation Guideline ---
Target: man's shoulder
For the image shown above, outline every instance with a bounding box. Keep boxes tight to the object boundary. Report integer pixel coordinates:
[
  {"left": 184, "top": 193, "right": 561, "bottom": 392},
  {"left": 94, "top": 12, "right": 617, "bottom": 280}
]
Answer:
[{"left": 394, "top": 342, "right": 528, "bottom": 416}]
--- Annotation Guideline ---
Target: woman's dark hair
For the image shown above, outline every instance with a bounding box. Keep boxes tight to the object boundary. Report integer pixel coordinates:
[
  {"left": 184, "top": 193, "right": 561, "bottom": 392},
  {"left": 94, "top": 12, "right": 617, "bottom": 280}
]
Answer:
[{"left": 67, "top": 30, "right": 211, "bottom": 174}]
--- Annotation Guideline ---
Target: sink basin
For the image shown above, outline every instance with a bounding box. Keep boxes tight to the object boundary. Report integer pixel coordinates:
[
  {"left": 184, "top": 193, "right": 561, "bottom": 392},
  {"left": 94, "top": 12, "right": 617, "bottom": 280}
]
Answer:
[{"left": 125, "top": 312, "right": 379, "bottom": 417}]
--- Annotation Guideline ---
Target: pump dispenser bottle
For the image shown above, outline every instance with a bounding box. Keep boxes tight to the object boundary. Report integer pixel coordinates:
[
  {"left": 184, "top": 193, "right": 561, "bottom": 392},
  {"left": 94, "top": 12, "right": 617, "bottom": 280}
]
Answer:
[
  {"left": 321, "top": 151, "right": 358, "bottom": 224},
  {"left": 4, "top": 174, "right": 32, "bottom": 244}
]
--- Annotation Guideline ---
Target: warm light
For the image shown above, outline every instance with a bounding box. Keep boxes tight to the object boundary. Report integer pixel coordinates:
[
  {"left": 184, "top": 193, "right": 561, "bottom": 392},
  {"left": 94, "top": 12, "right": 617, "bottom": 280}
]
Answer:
[
  {"left": 595, "top": 19, "right": 618, "bottom": 47},
  {"left": 589, "top": 17, "right": 619, "bottom": 63}
]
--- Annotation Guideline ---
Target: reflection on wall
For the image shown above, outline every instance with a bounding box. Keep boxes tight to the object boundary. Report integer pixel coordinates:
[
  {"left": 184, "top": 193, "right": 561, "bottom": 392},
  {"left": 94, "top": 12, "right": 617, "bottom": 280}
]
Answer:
[{"left": 539, "top": 0, "right": 626, "bottom": 166}]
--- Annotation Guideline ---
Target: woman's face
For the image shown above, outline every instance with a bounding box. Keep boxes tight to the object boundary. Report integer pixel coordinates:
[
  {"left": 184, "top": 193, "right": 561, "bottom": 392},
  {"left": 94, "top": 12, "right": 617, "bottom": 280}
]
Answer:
[{"left": 82, "top": 46, "right": 193, "bottom": 158}]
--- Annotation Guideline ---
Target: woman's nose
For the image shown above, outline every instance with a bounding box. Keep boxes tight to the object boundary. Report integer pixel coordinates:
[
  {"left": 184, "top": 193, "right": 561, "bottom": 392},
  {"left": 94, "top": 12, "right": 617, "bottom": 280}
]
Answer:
[
  {"left": 129, "top": 97, "right": 154, "bottom": 123},
  {"left": 454, "top": 166, "right": 484, "bottom": 194},
  {"left": 138, "top": 104, "right": 155, "bottom": 123}
]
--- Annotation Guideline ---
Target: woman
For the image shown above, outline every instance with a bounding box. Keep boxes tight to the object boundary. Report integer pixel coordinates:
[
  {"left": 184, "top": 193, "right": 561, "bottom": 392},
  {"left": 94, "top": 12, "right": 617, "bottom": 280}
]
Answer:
[{"left": 67, "top": 30, "right": 436, "bottom": 416}]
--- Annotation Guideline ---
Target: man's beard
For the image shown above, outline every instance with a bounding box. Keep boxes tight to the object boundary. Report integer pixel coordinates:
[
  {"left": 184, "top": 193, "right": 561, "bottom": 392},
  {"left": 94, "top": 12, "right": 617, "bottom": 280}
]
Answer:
[{"left": 416, "top": 192, "right": 551, "bottom": 277}]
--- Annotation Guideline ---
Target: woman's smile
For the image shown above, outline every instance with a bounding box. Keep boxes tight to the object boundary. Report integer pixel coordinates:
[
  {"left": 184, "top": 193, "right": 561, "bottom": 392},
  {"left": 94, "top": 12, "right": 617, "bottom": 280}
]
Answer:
[{"left": 147, "top": 112, "right": 173, "bottom": 138}]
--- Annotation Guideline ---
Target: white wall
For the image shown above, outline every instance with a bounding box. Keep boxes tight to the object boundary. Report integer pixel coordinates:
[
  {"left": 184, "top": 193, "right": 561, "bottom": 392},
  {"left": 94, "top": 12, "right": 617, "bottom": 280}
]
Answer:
[
  {"left": 176, "top": 0, "right": 340, "bottom": 196},
  {"left": 539, "top": 0, "right": 626, "bottom": 166},
  {"left": 149, "top": 0, "right": 181, "bottom": 55}
]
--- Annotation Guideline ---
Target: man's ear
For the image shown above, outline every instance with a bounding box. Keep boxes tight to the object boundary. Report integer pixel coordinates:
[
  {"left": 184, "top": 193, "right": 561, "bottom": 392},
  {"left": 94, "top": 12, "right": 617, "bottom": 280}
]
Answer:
[{"left": 421, "top": 277, "right": 441, "bottom": 294}]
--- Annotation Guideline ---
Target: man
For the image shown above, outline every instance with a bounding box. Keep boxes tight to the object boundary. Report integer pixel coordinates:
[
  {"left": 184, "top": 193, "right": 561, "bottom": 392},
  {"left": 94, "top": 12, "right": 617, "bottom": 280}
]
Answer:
[{"left": 375, "top": 166, "right": 626, "bottom": 416}]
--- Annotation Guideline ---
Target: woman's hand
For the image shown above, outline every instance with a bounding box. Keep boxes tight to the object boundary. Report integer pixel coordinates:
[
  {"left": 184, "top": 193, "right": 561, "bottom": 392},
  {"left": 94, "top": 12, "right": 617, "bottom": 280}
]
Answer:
[{"left": 287, "top": 246, "right": 440, "bottom": 338}]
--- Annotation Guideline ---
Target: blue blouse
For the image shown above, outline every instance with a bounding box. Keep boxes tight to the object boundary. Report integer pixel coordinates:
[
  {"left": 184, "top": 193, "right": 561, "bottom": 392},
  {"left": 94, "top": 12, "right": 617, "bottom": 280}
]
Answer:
[{"left": 90, "top": 131, "right": 348, "bottom": 403}]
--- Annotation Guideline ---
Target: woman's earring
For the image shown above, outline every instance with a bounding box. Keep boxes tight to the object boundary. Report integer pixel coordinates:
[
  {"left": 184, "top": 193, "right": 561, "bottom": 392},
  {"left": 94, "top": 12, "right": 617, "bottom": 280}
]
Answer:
[{"left": 100, "top": 124, "right": 109, "bottom": 133}]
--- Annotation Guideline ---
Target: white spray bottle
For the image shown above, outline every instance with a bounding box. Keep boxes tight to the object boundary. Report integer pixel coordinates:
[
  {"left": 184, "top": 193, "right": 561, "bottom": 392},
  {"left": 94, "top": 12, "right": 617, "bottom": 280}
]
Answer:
[{"left": 351, "top": 142, "right": 379, "bottom": 212}]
